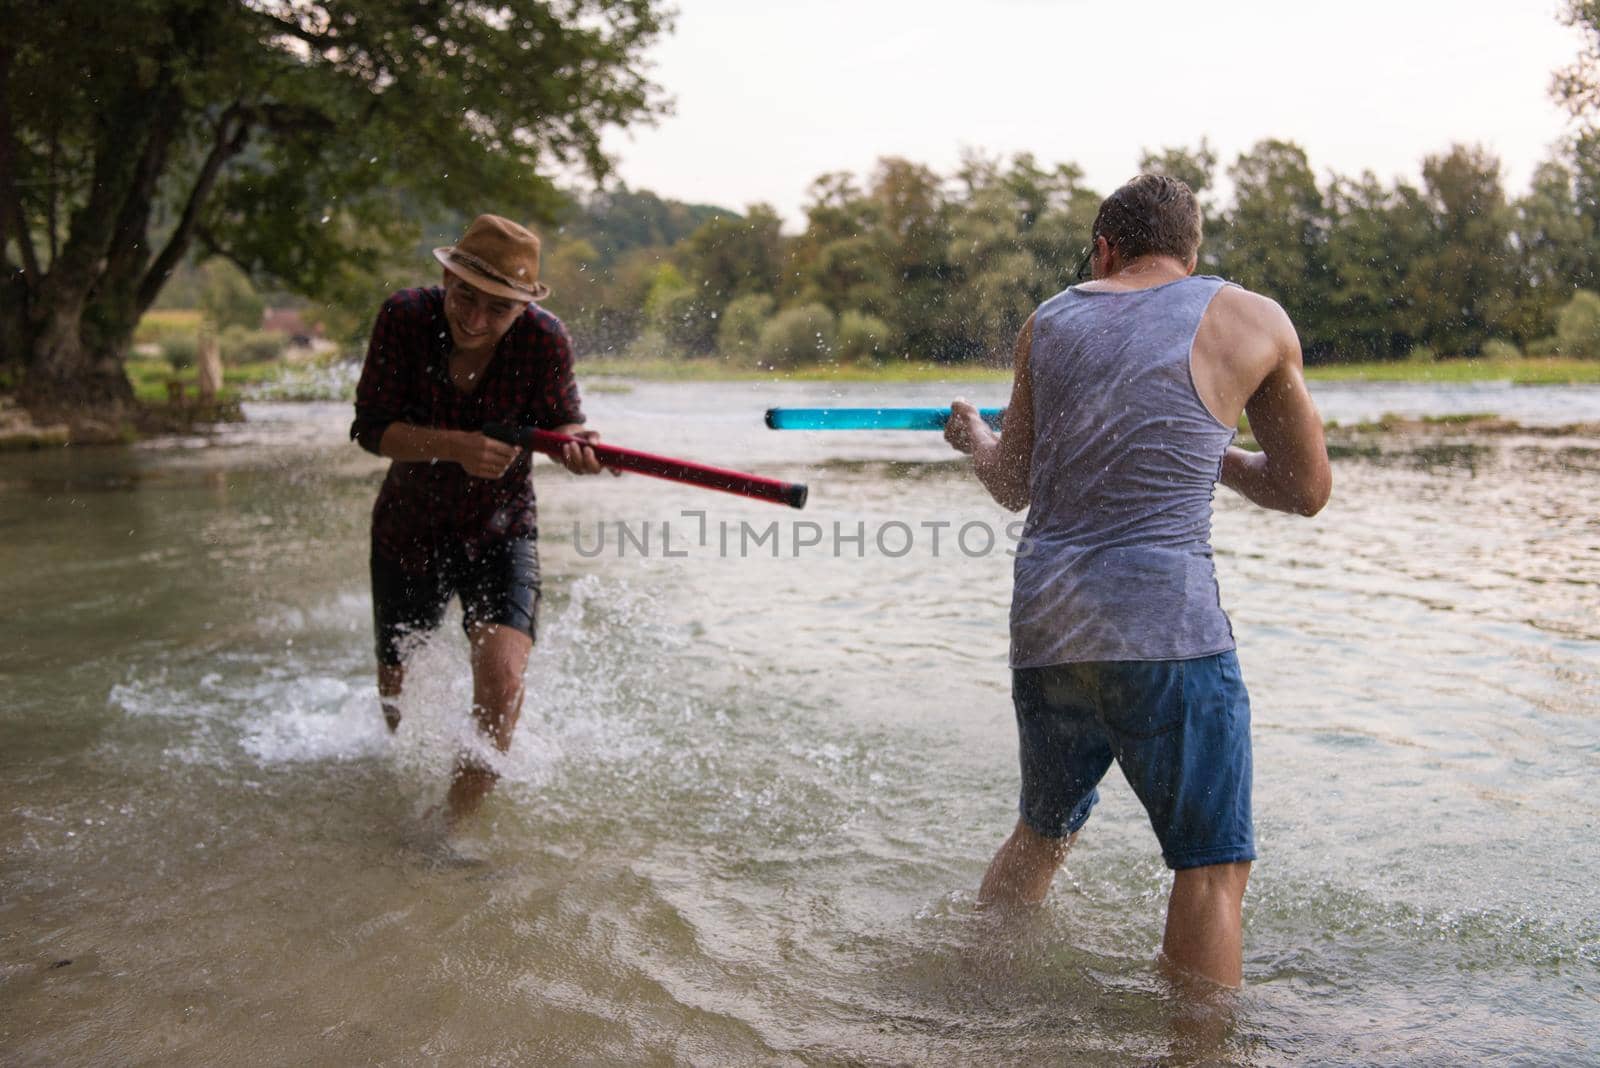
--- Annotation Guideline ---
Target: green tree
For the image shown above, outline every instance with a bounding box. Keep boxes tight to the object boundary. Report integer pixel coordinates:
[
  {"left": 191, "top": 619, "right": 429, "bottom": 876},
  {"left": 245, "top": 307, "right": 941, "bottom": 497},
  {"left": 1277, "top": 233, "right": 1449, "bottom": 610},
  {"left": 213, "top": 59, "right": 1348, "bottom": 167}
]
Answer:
[
  {"left": 1215, "top": 140, "right": 1330, "bottom": 348},
  {"left": 1139, "top": 140, "right": 1221, "bottom": 272},
  {"left": 1413, "top": 144, "right": 1518, "bottom": 354},
  {"left": 756, "top": 303, "right": 836, "bottom": 368},
  {"left": 870, "top": 157, "right": 958, "bottom": 359},
  {"left": 574, "top": 245, "right": 674, "bottom": 355},
  {"left": 676, "top": 204, "right": 785, "bottom": 309},
  {"left": 803, "top": 234, "right": 895, "bottom": 318},
  {"left": 1555, "top": 289, "right": 1600, "bottom": 355},
  {"left": 538, "top": 237, "right": 605, "bottom": 342},
  {"left": 1138, "top": 139, "right": 1219, "bottom": 199},
  {"left": 1568, "top": 129, "right": 1600, "bottom": 253},
  {"left": 559, "top": 188, "right": 731, "bottom": 266},
  {"left": 792, "top": 160, "right": 953, "bottom": 354},
  {"left": 835, "top": 310, "right": 897, "bottom": 362},
  {"left": 1509, "top": 158, "right": 1598, "bottom": 340},
  {"left": 1322, "top": 174, "right": 1433, "bottom": 360},
  {"left": 947, "top": 153, "right": 1096, "bottom": 356},
  {"left": 631, "top": 260, "right": 713, "bottom": 355},
  {"left": 799, "top": 172, "right": 877, "bottom": 245},
  {"left": 199, "top": 257, "right": 264, "bottom": 331},
  {"left": 650, "top": 286, "right": 719, "bottom": 355},
  {"left": 787, "top": 172, "right": 887, "bottom": 310},
  {"left": 716, "top": 293, "right": 774, "bottom": 362},
  {"left": 995, "top": 153, "right": 1095, "bottom": 277},
  {"left": 1553, "top": 1, "right": 1600, "bottom": 119},
  {"left": 1, "top": 0, "right": 670, "bottom": 411}
]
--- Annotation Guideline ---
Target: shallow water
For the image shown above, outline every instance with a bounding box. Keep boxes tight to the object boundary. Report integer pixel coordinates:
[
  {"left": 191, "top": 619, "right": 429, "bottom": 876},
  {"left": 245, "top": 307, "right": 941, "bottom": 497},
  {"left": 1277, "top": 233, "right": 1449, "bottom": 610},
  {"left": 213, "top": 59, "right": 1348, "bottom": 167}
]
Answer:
[{"left": 1, "top": 379, "right": 1597, "bottom": 1065}]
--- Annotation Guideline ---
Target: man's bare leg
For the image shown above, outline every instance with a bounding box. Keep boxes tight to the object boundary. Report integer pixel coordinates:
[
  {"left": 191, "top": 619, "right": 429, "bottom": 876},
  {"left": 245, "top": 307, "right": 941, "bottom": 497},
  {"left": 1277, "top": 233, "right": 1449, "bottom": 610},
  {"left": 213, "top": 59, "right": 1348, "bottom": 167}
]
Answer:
[
  {"left": 1159, "top": 861, "right": 1251, "bottom": 988},
  {"left": 378, "top": 663, "right": 404, "bottom": 732},
  {"left": 444, "top": 622, "right": 533, "bottom": 823},
  {"left": 977, "top": 818, "right": 1076, "bottom": 907}
]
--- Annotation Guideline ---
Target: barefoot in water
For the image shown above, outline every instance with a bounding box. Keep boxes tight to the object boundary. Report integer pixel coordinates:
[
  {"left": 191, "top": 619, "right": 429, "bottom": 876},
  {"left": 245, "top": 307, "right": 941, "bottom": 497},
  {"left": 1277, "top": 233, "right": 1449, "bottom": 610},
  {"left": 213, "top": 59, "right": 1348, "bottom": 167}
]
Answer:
[
  {"left": 409, "top": 805, "right": 488, "bottom": 869},
  {"left": 445, "top": 760, "right": 499, "bottom": 823}
]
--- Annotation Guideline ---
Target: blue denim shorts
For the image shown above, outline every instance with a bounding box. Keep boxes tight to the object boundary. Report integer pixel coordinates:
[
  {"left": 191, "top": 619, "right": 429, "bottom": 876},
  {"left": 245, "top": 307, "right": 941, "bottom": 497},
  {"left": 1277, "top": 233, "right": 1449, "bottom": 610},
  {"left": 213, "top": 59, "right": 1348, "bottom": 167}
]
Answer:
[{"left": 1012, "top": 651, "right": 1254, "bottom": 870}]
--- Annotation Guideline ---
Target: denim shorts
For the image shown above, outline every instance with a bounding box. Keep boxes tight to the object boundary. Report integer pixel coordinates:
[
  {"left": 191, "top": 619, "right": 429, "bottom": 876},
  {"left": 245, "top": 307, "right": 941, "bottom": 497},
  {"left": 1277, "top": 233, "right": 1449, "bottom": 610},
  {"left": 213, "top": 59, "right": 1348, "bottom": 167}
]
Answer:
[
  {"left": 371, "top": 534, "right": 541, "bottom": 665},
  {"left": 1012, "top": 650, "right": 1254, "bottom": 870}
]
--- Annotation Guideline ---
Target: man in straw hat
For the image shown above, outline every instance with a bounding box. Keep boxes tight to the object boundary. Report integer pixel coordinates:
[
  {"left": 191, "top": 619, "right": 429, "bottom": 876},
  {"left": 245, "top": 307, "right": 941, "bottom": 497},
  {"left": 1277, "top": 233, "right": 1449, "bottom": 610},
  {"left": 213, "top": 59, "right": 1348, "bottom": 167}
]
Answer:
[
  {"left": 352, "top": 213, "right": 609, "bottom": 826},
  {"left": 945, "top": 174, "right": 1330, "bottom": 988}
]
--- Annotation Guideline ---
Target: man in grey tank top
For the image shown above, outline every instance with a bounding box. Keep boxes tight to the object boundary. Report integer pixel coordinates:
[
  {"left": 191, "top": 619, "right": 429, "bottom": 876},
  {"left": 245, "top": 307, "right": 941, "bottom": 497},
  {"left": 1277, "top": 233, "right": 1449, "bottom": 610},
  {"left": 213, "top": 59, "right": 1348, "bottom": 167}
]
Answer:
[{"left": 944, "top": 174, "right": 1331, "bottom": 988}]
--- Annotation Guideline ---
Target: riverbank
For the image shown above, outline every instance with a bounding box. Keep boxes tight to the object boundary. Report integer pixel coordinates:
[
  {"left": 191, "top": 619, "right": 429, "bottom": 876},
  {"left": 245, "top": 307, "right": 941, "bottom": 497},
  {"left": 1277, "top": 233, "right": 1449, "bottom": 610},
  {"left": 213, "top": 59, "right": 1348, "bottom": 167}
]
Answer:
[
  {"left": 1312, "top": 413, "right": 1600, "bottom": 460},
  {"left": 573, "top": 354, "right": 1600, "bottom": 385},
  {"left": 578, "top": 356, "right": 1015, "bottom": 383},
  {"left": 1304, "top": 356, "right": 1600, "bottom": 385},
  {"left": 0, "top": 355, "right": 323, "bottom": 450},
  {"left": 0, "top": 395, "right": 246, "bottom": 450}
]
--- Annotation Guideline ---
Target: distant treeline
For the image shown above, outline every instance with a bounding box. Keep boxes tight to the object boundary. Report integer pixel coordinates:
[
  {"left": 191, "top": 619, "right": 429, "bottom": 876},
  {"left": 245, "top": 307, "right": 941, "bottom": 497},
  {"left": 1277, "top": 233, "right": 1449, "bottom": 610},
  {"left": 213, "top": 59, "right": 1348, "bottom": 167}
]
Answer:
[{"left": 537, "top": 136, "right": 1600, "bottom": 367}]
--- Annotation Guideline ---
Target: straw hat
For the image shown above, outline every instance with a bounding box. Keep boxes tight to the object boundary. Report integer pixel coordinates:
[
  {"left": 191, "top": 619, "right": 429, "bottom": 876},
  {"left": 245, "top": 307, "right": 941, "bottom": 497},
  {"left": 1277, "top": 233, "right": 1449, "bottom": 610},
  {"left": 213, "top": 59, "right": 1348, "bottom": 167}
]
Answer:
[{"left": 432, "top": 214, "right": 551, "bottom": 302}]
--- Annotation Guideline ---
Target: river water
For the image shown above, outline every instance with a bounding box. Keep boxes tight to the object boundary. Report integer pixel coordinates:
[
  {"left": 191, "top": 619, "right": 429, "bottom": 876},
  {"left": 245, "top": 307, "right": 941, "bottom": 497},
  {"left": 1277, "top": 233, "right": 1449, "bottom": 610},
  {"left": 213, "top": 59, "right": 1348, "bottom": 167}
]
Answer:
[{"left": 1, "top": 378, "right": 1597, "bottom": 1065}]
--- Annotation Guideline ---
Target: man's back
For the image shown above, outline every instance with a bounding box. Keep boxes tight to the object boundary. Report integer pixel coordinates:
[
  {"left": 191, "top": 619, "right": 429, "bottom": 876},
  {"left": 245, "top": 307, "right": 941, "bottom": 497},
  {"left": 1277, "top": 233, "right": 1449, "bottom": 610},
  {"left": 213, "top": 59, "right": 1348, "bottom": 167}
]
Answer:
[
  {"left": 1012, "top": 275, "right": 1240, "bottom": 667},
  {"left": 1075, "top": 270, "right": 1296, "bottom": 429}
]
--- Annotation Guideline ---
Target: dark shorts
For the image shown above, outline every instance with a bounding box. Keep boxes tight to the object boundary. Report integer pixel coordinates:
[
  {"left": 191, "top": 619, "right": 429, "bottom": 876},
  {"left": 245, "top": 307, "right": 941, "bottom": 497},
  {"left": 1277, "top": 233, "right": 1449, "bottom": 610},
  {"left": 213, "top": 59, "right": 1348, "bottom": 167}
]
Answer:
[
  {"left": 370, "top": 534, "right": 541, "bottom": 666},
  {"left": 1012, "top": 650, "right": 1254, "bottom": 870}
]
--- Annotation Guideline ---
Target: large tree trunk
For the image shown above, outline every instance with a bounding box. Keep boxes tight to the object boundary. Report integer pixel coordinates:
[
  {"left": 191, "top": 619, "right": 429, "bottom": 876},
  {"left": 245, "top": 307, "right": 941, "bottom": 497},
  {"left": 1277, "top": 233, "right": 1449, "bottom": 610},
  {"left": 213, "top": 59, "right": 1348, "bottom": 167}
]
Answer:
[
  {"left": 13, "top": 80, "right": 190, "bottom": 416},
  {"left": 14, "top": 225, "right": 139, "bottom": 415},
  {"left": 21, "top": 306, "right": 136, "bottom": 412}
]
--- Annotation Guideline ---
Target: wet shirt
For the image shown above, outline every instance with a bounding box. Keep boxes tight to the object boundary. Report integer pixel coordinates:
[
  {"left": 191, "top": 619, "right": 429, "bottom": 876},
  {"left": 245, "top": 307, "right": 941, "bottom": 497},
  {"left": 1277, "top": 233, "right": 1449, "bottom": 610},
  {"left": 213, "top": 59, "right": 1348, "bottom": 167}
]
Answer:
[
  {"left": 350, "top": 286, "right": 584, "bottom": 571},
  {"left": 1012, "top": 275, "right": 1238, "bottom": 666}
]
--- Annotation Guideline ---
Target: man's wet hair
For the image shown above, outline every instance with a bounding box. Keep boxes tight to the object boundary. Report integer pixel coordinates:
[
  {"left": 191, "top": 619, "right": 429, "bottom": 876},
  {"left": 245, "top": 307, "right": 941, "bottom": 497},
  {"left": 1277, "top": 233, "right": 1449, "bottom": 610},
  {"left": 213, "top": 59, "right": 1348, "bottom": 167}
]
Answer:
[{"left": 1092, "top": 174, "right": 1202, "bottom": 263}]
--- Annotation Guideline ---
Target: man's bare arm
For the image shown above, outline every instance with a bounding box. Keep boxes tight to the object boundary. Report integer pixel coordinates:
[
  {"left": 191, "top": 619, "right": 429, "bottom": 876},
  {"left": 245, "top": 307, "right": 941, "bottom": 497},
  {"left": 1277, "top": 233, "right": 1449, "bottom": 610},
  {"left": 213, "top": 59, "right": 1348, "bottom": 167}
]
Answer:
[
  {"left": 1219, "top": 312, "right": 1331, "bottom": 516},
  {"left": 946, "top": 316, "right": 1034, "bottom": 512}
]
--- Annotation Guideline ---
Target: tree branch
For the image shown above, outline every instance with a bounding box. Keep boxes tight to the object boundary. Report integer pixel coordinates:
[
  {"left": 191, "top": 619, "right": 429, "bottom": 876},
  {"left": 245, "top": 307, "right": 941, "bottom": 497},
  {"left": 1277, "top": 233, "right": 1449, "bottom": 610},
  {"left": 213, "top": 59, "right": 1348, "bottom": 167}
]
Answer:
[
  {"left": 136, "top": 104, "right": 252, "bottom": 312},
  {"left": 47, "top": 126, "right": 59, "bottom": 263},
  {"left": 100, "top": 82, "right": 183, "bottom": 303},
  {"left": 0, "top": 42, "right": 42, "bottom": 288},
  {"left": 245, "top": 5, "right": 340, "bottom": 50}
]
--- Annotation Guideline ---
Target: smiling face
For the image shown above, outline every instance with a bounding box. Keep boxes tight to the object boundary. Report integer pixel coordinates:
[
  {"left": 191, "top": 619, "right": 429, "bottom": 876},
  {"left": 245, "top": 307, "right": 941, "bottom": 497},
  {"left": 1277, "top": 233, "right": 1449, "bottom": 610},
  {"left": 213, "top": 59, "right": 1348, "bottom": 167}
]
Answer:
[{"left": 442, "top": 269, "right": 528, "bottom": 354}]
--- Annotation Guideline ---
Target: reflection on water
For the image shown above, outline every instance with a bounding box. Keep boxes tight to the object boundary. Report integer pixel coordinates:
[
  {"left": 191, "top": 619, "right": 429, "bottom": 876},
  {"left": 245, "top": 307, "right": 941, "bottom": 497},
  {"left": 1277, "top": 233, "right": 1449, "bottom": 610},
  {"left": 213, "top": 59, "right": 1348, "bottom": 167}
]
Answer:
[{"left": 1, "top": 381, "right": 1597, "bottom": 1065}]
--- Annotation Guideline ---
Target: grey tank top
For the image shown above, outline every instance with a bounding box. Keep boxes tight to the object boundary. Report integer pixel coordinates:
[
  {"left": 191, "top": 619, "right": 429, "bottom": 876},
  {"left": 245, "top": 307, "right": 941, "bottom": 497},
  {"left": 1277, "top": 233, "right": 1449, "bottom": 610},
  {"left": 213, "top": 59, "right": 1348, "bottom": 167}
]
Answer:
[{"left": 1011, "top": 275, "right": 1237, "bottom": 667}]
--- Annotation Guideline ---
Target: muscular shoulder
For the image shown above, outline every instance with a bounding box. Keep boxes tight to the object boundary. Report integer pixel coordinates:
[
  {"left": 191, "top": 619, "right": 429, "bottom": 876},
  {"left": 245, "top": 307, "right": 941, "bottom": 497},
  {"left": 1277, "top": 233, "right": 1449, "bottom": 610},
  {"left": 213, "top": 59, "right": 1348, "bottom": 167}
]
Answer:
[
  {"left": 1192, "top": 284, "right": 1300, "bottom": 423},
  {"left": 1199, "top": 285, "right": 1297, "bottom": 370},
  {"left": 1207, "top": 285, "right": 1295, "bottom": 342}
]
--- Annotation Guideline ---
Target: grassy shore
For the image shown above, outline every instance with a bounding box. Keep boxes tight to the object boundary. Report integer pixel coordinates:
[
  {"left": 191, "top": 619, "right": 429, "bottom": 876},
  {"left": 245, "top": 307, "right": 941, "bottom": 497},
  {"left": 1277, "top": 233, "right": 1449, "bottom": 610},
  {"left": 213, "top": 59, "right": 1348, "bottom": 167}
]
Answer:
[
  {"left": 579, "top": 357, "right": 1014, "bottom": 383},
  {"left": 1303, "top": 356, "right": 1600, "bottom": 385},
  {"left": 132, "top": 308, "right": 205, "bottom": 345},
  {"left": 577, "top": 354, "right": 1600, "bottom": 385},
  {"left": 125, "top": 356, "right": 285, "bottom": 404}
]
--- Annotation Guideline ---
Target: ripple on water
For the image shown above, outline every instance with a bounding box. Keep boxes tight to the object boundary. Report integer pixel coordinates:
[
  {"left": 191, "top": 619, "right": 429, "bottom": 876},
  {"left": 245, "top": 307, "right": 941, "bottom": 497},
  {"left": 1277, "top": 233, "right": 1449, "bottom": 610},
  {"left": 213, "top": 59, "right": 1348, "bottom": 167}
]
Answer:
[{"left": 7, "top": 397, "right": 1600, "bottom": 1064}]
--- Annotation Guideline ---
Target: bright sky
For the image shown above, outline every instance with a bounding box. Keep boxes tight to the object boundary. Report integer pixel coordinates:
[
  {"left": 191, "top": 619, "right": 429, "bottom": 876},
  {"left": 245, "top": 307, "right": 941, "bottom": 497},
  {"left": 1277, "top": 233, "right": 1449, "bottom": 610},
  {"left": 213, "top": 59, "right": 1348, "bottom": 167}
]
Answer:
[{"left": 601, "top": 0, "right": 1588, "bottom": 227}]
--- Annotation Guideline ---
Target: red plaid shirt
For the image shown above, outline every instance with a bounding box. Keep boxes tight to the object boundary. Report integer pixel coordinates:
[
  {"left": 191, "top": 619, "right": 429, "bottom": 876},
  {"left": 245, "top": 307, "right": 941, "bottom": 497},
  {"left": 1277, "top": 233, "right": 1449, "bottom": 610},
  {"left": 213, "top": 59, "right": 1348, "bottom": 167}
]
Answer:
[{"left": 351, "top": 286, "right": 585, "bottom": 570}]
